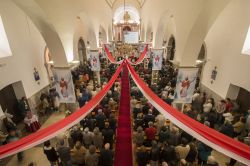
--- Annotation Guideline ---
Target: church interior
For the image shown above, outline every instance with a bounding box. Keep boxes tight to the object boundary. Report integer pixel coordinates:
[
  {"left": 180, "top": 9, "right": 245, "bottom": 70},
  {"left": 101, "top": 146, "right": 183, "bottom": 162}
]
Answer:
[{"left": 0, "top": 0, "right": 250, "bottom": 166}]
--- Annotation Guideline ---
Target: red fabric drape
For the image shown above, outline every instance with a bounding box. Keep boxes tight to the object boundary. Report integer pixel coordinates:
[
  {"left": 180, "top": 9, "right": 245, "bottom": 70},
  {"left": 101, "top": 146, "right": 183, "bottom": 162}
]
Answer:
[
  {"left": 126, "top": 62, "right": 250, "bottom": 165},
  {"left": 104, "top": 45, "right": 117, "bottom": 63},
  {"left": 0, "top": 62, "right": 125, "bottom": 159},
  {"left": 104, "top": 44, "right": 148, "bottom": 65}
]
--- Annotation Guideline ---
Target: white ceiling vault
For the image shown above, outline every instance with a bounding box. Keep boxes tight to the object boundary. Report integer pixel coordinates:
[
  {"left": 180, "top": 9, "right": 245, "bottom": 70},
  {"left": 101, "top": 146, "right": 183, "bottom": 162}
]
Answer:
[{"left": 105, "top": 0, "right": 146, "bottom": 8}]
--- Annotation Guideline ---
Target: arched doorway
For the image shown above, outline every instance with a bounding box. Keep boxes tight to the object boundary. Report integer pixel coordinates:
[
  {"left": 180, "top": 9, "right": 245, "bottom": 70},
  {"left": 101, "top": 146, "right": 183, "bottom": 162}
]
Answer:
[
  {"left": 44, "top": 47, "right": 53, "bottom": 83},
  {"left": 78, "top": 38, "right": 87, "bottom": 63},
  {"left": 167, "top": 36, "right": 175, "bottom": 60},
  {"left": 123, "top": 26, "right": 132, "bottom": 32},
  {"left": 196, "top": 43, "right": 207, "bottom": 87}
]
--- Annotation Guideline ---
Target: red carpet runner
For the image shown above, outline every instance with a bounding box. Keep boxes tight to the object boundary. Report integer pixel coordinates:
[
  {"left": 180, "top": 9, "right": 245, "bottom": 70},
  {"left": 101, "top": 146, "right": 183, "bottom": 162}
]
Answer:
[{"left": 114, "top": 65, "right": 133, "bottom": 166}]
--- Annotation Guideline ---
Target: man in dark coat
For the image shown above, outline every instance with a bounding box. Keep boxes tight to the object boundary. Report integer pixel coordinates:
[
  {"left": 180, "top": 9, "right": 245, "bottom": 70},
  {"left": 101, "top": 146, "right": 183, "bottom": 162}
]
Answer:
[{"left": 99, "top": 143, "right": 113, "bottom": 166}]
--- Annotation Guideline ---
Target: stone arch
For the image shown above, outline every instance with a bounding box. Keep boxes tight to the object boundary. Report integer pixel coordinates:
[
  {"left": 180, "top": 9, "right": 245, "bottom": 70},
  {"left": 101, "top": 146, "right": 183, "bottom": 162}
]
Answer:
[
  {"left": 196, "top": 42, "right": 207, "bottom": 87},
  {"left": 167, "top": 35, "right": 176, "bottom": 60},
  {"left": 12, "top": 0, "right": 68, "bottom": 67},
  {"left": 78, "top": 38, "right": 87, "bottom": 63},
  {"left": 154, "top": 10, "right": 176, "bottom": 49},
  {"left": 180, "top": 0, "right": 232, "bottom": 66}
]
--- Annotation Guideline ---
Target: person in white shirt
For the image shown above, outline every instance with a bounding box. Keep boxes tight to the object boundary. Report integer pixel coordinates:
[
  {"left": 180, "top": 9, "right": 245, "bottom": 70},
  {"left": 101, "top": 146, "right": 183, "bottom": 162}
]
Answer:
[{"left": 203, "top": 99, "right": 213, "bottom": 113}]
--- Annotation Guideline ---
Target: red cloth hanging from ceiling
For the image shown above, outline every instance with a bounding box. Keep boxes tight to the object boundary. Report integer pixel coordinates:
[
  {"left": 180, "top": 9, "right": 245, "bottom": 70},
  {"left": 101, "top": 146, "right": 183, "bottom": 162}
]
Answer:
[
  {"left": 0, "top": 62, "right": 125, "bottom": 159},
  {"left": 126, "top": 61, "right": 250, "bottom": 166}
]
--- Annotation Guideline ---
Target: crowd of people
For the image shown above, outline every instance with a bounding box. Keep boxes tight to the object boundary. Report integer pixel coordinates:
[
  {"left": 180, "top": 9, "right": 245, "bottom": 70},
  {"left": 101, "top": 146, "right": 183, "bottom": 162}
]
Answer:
[
  {"left": 0, "top": 49, "right": 250, "bottom": 166},
  {"left": 129, "top": 59, "right": 250, "bottom": 166},
  {"left": 40, "top": 61, "right": 122, "bottom": 166}
]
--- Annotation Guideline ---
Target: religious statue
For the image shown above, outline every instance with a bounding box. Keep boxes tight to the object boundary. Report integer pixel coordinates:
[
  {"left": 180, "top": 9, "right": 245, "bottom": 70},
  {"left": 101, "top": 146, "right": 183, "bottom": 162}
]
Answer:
[{"left": 60, "top": 78, "right": 68, "bottom": 98}]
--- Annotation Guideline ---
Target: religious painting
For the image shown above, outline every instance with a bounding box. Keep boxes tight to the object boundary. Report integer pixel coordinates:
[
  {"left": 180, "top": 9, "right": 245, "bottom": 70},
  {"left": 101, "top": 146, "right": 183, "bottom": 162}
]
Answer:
[
  {"left": 52, "top": 69, "right": 76, "bottom": 103},
  {"left": 33, "top": 68, "right": 40, "bottom": 81},
  {"left": 175, "top": 68, "right": 199, "bottom": 103},
  {"left": 151, "top": 49, "right": 164, "bottom": 70},
  {"left": 88, "top": 50, "right": 100, "bottom": 71}
]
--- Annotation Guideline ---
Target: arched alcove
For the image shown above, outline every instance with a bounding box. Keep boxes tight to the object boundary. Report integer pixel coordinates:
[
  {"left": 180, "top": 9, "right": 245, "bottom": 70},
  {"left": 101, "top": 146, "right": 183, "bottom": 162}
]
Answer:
[
  {"left": 196, "top": 43, "right": 207, "bottom": 87},
  {"left": 78, "top": 38, "right": 87, "bottom": 63},
  {"left": 123, "top": 26, "right": 132, "bottom": 32},
  {"left": 197, "top": 43, "right": 206, "bottom": 61},
  {"left": 167, "top": 35, "right": 176, "bottom": 60}
]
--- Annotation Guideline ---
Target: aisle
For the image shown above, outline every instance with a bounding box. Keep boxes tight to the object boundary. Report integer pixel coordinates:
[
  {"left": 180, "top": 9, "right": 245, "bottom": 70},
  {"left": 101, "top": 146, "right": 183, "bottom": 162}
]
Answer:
[{"left": 114, "top": 65, "right": 133, "bottom": 166}]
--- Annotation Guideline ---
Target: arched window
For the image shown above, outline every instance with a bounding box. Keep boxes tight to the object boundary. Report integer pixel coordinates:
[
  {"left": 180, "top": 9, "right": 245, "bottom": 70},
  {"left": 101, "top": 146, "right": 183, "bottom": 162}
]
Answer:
[
  {"left": 78, "top": 38, "right": 87, "bottom": 63},
  {"left": 167, "top": 36, "right": 175, "bottom": 60},
  {"left": 197, "top": 44, "right": 206, "bottom": 61},
  {"left": 0, "top": 15, "right": 12, "bottom": 58},
  {"left": 196, "top": 43, "right": 207, "bottom": 87},
  {"left": 123, "top": 26, "right": 132, "bottom": 32},
  {"left": 242, "top": 25, "right": 250, "bottom": 55}
]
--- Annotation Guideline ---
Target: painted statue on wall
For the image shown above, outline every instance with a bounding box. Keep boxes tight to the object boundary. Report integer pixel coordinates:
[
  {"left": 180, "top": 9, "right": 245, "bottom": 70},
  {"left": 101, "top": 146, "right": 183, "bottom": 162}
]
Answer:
[
  {"left": 211, "top": 66, "right": 217, "bottom": 82},
  {"left": 59, "top": 78, "right": 68, "bottom": 98},
  {"left": 33, "top": 68, "right": 40, "bottom": 81}
]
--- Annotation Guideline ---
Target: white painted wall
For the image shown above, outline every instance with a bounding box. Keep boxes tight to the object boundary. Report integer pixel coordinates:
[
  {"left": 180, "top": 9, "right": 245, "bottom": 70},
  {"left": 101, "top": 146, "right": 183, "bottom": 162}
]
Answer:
[
  {"left": 202, "top": 0, "right": 250, "bottom": 98},
  {"left": 140, "top": 0, "right": 231, "bottom": 66},
  {"left": 34, "top": 0, "right": 112, "bottom": 60},
  {"left": 0, "top": 0, "right": 49, "bottom": 98}
]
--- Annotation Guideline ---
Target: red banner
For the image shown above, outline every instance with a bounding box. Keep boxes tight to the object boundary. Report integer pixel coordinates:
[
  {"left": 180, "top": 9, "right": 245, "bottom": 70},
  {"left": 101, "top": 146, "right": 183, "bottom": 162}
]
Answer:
[
  {"left": 126, "top": 62, "right": 250, "bottom": 165},
  {"left": 0, "top": 62, "right": 125, "bottom": 159}
]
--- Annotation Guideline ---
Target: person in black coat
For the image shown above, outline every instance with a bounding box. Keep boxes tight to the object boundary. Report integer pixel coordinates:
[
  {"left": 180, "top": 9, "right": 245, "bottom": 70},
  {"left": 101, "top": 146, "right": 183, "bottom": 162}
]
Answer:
[
  {"left": 220, "top": 121, "right": 234, "bottom": 138},
  {"left": 70, "top": 126, "right": 83, "bottom": 144},
  {"left": 160, "top": 142, "right": 177, "bottom": 165},
  {"left": 57, "top": 140, "right": 71, "bottom": 166},
  {"left": 43, "top": 140, "right": 59, "bottom": 166},
  {"left": 136, "top": 145, "right": 149, "bottom": 166},
  {"left": 95, "top": 110, "right": 106, "bottom": 130},
  {"left": 186, "top": 143, "right": 197, "bottom": 164},
  {"left": 99, "top": 143, "right": 113, "bottom": 166},
  {"left": 102, "top": 122, "right": 114, "bottom": 149},
  {"left": 108, "top": 113, "right": 117, "bottom": 131},
  {"left": 143, "top": 110, "right": 155, "bottom": 128},
  {"left": 150, "top": 141, "right": 160, "bottom": 166},
  {"left": 158, "top": 126, "right": 170, "bottom": 143}
]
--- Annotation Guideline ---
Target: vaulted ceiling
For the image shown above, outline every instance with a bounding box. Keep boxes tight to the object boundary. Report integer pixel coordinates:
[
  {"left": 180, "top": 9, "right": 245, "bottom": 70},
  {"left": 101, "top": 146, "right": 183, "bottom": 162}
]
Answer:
[{"left": 105, "top": 0, "right": 146, "bottom": 8}]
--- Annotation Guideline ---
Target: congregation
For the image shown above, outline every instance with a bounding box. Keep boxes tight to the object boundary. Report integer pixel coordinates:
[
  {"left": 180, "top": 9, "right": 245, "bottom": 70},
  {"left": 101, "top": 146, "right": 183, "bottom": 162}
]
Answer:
[{"left": 0, "top": 52, "right": 250, "bottom": 166}]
